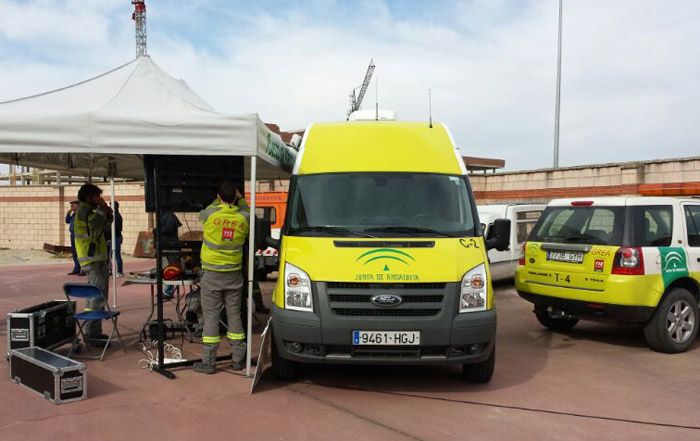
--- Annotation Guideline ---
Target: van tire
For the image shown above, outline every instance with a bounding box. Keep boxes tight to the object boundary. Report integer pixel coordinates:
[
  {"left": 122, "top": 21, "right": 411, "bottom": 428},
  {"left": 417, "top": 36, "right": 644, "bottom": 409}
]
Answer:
[
  {"left": 271, "top": 336, "right": 299, "bottom": 381},
  {"left": 644, "top": 288, "right": 698, "bottom": 354},
  {"left": 462, "top": 345, "right": 495, "bottom": 383},
  {"left": 534, "top": 305, "right": 579, "bottom": 332}
]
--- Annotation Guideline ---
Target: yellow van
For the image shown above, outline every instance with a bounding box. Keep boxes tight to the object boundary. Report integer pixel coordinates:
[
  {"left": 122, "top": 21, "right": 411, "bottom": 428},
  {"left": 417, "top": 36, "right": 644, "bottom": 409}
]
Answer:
[
  {"left": 516, "top": 197, "right": 700, "bottom": 353},
  {"left": 270, "top": 120, "right": 510, "bottom": 382}
]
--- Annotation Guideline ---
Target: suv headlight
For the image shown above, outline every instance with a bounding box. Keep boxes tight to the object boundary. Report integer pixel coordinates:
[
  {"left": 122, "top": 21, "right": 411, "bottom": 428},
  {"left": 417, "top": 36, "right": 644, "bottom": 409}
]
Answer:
[
  {"left": 284, "top": 262, "right": 313, "bottom": 312},
  {"left": 460, "top": 263, "right": 488, "bottom": 313}
]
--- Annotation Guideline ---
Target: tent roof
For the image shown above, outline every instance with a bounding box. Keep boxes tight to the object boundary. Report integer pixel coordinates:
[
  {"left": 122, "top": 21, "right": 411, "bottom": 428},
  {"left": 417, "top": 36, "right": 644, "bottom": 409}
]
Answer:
[{"left": 0, "top": 56, "right": 294, "bottom": 180}]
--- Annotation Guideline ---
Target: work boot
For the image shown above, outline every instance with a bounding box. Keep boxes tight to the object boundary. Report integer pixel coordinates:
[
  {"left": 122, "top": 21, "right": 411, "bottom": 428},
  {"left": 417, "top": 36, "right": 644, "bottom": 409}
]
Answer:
[
  {"left": 230, "top": 340, "right": 246, "bottom": 371},
  {"left": 193, "top": 343, "right": 218, "bottom": 374}
]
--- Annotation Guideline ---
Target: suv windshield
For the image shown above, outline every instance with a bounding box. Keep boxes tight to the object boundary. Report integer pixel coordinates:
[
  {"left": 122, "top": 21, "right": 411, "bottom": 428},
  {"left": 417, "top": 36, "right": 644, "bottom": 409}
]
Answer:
[
  {"left": 286, "top": 173, "right": 477, "bottom": 237},
  {"left": 529, "top": 206, "right": 625, "bottom": 245}
]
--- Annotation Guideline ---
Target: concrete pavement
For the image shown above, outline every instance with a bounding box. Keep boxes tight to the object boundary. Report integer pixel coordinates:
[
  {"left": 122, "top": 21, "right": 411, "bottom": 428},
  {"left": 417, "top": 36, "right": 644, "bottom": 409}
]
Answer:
[{"left": 0, "top": 262, "right": 698, "bottom": 441}]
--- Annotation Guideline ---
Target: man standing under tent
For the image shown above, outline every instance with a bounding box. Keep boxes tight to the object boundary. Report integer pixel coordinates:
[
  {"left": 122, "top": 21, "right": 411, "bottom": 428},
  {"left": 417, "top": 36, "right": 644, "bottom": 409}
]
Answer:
[
  {"left": 193, "top": 182, "right": 250, "bottom": 374},
  {"left": 74, "top": 183, "right": 114, "bottom": 342}
]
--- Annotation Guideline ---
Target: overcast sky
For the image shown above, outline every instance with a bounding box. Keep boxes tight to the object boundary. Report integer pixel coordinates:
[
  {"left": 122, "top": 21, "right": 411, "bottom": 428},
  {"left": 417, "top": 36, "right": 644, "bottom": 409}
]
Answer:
[{"left": 1, "top": 0, "right": 698, "bottom": 171}]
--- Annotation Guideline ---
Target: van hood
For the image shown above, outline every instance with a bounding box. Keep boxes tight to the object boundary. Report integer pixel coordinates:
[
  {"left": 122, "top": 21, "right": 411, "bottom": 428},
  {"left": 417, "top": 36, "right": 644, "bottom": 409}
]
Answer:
[{"left": 279, "top": 236, "right": 489, "bottom": 283}]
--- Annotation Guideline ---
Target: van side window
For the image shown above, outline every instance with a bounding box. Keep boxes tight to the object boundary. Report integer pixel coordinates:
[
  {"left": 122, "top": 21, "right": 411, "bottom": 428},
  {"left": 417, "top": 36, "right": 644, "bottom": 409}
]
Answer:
[
  {"left": 516, "top": 210, "right": 542, "bottom": 243},
  {"left": 629, "top": 206, "right": 673, "bottom": 247},
  {"left": 685, "top": 205, "right": 700, "bottom": 247}
]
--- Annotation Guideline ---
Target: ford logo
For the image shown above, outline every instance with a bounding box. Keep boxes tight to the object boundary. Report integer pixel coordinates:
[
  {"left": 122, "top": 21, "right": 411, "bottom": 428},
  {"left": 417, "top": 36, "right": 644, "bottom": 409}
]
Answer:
[{"left": 371, "top": 294, "right": 403, "bottom": 308}]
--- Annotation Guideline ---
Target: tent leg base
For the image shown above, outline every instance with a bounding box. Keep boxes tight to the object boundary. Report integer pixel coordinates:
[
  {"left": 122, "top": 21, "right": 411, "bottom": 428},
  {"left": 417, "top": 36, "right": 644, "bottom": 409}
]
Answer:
[{"left": 153, "top": 366, "right": 176, "bottom": 379}]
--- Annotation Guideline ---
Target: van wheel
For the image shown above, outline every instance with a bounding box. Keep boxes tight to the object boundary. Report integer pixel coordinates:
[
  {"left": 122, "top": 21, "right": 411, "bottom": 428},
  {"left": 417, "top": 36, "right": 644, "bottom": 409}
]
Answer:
[
  {"left": 644, "top": 288, "right": 698, "bottom": 354},
  {"left": 462, "top": 345, "right": 495, "bottom": 383},
  {"left": 534, "top": 305, "right": 579, "bottom": 331},
  {"left": 271, "top": 336, "right": 299, "bottom": 381}
]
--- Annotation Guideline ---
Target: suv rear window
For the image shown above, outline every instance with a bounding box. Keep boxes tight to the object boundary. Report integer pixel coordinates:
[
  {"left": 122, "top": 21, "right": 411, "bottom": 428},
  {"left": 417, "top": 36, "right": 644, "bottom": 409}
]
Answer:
[
  {"left": 529, "top": 207, "right": 624, "bottom": 245},
  {"left": 529, "top": 205, "right": 674, "bottom": 247}
]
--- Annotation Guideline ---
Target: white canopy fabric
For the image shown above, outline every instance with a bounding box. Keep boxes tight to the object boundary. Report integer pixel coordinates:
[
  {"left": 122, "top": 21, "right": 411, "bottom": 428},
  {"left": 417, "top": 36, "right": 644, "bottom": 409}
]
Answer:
[
  {"left": 0, "top": 56, "right": 295, "bottom": 179},
  {"left": 0, "top": 56, "right": 296, "bottom": 377}
]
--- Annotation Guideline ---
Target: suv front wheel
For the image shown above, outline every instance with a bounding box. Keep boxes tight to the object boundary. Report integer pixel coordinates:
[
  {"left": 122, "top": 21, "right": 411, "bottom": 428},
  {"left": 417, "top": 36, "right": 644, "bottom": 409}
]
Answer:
[
  {"left": 534, "top": 305, "right": 579, "bottom": 332},
  {"left": 644, "top": 288, "right": 698, "bottom": 353}
]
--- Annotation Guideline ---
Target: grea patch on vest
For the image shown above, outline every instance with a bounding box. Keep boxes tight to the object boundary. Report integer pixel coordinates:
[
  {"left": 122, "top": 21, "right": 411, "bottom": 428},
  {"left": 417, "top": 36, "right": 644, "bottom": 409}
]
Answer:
[{"left": 222, "top": 227, "right": 235, "bottom": 241}]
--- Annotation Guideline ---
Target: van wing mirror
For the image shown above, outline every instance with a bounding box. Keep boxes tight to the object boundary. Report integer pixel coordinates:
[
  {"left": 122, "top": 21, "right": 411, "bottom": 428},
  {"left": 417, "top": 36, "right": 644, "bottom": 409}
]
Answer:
[{"left": 486, "top": 218, "right": 510, "bottom": 251}]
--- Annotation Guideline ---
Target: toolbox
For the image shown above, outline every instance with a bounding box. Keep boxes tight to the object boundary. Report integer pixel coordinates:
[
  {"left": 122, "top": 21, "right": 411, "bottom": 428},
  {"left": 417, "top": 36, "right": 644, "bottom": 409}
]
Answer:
[
  {"left": 9, "top": 347, "right": 87, "bottom": 404},
  {"left": 6, "top": 300, "right": 76, "bottom": 357}
]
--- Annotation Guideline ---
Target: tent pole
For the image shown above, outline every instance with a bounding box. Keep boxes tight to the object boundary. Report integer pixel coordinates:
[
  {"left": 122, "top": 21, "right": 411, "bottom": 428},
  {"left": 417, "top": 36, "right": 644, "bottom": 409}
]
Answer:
[
  {"left": 110, "top": 177, "right": 118, "bottom": 309},
  {"left": 246, "top": 156, "right": 257, "bottom": 377}
]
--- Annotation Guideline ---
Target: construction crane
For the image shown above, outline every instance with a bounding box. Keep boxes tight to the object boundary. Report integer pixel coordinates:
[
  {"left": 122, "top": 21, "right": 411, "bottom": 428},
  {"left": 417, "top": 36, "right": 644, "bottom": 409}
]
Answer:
[
  {"left": 132, "top": 0, "right": 147, "bottom": 57},
  {"left": 347, "top": 59, "right": 375, "bottom": 120}
]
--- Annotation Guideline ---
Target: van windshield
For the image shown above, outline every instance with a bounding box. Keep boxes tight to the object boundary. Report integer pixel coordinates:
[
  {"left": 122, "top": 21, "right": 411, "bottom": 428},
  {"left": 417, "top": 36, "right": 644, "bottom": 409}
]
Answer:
[
  {"left": 286, "top": 173, "right": 477, "bottom": 238},
  {"left": 529, "top": 206, "right": 625, "bottom": 245}
]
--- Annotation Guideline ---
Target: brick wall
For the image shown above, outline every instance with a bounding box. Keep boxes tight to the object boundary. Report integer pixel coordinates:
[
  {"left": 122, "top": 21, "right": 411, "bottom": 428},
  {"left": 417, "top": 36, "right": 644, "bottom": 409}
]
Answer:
[
  {"left": 2, "top": 157, "right": 699, "bottom": 251},
  {"left": 0, "top": 181, "right": 286, "bottom": 253},
  {"left": 470, "top": 157, "right": 700, "bottom": 204}
]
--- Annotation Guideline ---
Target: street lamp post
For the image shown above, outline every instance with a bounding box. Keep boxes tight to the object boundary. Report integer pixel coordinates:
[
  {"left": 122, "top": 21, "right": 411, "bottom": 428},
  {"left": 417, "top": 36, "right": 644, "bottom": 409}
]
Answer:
[{"left": 553, "top": 0, "right": 563, "bottom": 169}]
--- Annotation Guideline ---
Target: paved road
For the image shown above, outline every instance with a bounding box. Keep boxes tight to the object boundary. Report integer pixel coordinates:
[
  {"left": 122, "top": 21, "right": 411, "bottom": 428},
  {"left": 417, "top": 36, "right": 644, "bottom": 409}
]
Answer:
[{"left": 0, "top": 263, "right": 698, "bottom": 440}]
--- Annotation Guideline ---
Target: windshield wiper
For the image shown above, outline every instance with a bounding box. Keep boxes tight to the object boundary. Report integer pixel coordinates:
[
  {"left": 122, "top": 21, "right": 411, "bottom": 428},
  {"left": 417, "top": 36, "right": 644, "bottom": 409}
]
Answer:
[
  {"left": 365, "top": 226, "right": 457, "bottom": 237},
  {"left": 292, "top": 226, "right": 376, "bottom": 238}
]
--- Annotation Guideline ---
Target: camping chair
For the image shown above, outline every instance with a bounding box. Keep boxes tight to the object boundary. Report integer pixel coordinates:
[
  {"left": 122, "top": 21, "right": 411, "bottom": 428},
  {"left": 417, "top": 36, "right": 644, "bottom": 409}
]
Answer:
[{"left": 63, "top": 283, "right": 126, "bottom": 361}]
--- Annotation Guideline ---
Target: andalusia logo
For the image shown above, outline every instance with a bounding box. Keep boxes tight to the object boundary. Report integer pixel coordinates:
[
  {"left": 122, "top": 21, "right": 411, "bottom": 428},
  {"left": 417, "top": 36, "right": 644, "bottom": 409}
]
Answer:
[
  {"left": 660, "top": 247, "right": 689, "bottom": 287},
  {"left": 356, "top": 248, "right": 415, "bottom": 272}
]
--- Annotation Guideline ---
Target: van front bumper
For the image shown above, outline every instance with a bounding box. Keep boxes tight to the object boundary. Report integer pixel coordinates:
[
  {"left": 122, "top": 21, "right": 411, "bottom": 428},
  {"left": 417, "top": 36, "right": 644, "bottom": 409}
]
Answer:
[{"left": 271, "top": 280, "right": 496, "bottom": 365}]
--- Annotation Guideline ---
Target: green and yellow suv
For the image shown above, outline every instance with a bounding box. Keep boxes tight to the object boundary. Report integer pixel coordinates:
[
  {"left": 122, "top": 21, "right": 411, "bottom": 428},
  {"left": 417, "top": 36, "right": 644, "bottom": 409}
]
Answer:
[{"left": 516, "top": 197, "right": 700, "bottom": 353}]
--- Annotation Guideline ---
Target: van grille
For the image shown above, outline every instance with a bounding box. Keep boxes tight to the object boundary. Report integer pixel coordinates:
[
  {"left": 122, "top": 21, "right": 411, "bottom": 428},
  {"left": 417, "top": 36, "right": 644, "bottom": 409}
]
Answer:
[
  {"left": 332, "top": 308, "right": 441, "bottom": 317},
  {"left": 325, "top": 345, "right": 448, "bottom": 359},
  {"left": 327, "top": 282, "right": 445, "bottom": 290},
  {"left": 325, "top": 282, "right": 447, "bottom": 317}
]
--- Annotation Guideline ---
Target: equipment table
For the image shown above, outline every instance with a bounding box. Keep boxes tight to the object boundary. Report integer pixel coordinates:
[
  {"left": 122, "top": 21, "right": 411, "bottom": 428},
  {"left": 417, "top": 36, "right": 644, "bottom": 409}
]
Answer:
[{"left": 122, "top": 274, "right": 199, "bottom": 341}]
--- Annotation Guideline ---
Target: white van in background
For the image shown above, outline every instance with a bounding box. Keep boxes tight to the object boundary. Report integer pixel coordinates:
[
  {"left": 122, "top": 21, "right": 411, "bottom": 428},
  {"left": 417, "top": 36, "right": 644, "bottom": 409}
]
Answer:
[{"left": 478, "top": 204, "right": 545, "bottom": 281}]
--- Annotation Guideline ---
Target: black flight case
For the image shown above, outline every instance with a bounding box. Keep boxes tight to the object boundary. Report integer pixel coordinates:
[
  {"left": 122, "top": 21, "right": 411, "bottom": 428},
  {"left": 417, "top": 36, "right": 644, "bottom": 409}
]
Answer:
[
  {"left": 9, "top": 347, "right": 87, "bottom": 404},
  {"left": 6, "top": 300, "right": 76, "bottom": 359}
]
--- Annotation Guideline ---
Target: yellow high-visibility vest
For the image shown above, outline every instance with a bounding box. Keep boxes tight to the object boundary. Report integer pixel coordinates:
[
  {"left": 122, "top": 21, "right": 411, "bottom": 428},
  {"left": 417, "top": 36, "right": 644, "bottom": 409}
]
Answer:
[
  {"left": 199, "top": 198, "right": 250, "bottom": 272},
  {"left": 74, "top": 202, "right": 109, "bottom": 267}
]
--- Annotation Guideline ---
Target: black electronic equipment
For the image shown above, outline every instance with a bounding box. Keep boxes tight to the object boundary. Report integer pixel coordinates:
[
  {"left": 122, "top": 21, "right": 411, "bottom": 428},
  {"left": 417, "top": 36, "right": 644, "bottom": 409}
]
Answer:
[{"left": 144, "top": 155, "right": 244, "bottom": 213}]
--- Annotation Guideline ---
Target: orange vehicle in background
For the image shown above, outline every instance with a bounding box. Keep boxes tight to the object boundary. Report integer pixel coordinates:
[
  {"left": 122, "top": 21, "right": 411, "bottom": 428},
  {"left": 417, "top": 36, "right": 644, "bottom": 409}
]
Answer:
[
  {"left": 245, "top": 191, "right": 288, "bottom": 278},
  {"left": 245, "top": 191, "right": 287, "bottom": 239}
]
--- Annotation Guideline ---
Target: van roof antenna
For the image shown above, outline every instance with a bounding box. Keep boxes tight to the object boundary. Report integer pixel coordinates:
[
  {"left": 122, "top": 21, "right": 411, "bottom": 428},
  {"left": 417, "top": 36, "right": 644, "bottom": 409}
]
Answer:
[
  {"left": 428, "top": 88, "right": 433, "bottom": 128},
  {"left": 375, "top": 74, "right": 379, "bottom": 121}
]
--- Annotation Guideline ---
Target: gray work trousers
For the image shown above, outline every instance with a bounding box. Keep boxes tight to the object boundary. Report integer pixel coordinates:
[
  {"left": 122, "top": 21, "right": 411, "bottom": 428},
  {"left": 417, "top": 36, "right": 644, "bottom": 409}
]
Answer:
[
  {"left": 200, "top": 270, "right": 246, "bottom": 362},
  {"left": 82, "top": 260, "right": 109, "bottom": 337}
]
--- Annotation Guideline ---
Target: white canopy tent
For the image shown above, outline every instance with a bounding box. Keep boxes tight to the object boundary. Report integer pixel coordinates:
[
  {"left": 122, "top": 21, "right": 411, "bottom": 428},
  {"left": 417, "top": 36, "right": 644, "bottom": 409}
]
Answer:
[{"left": 0, "top": 56, "right": 296, "bottom": 377}]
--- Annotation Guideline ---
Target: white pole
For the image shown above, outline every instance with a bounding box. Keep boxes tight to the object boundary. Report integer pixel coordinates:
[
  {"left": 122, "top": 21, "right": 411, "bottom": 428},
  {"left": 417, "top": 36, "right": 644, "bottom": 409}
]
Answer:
[
  {"left": 553, "top": 0, "right": 563, "bottom": 169},
  {"left": 245, "top": 156, "right": 257, "bottom": 377},
  {"left": 110, "top": 177, "right": 118, "bottom": 309}
]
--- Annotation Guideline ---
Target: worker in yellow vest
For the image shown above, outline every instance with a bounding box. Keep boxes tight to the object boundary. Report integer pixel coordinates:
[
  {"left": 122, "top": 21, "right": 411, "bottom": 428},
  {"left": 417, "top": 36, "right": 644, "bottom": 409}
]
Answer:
[
  {"left": 193, "top": 181, "right": 250, "bottom": 374},
  {"left": 74, "top": 183, "right": 113, "bottom": 342}
]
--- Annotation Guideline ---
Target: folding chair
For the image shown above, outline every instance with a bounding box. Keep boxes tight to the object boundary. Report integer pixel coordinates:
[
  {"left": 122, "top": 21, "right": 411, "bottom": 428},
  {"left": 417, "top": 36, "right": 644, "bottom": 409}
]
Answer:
[{"left": 63, "top": 283, "right": 126, "bottom": 361}]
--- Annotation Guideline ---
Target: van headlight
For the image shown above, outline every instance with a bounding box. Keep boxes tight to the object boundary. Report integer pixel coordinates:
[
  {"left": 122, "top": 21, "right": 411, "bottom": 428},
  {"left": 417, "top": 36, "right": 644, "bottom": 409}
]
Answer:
[
  {"left": 284, "top": 262, "right": 313, "bottom": 312},
  {"left": 460, "top": 263, "right": 488, "bottom": 313}
]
